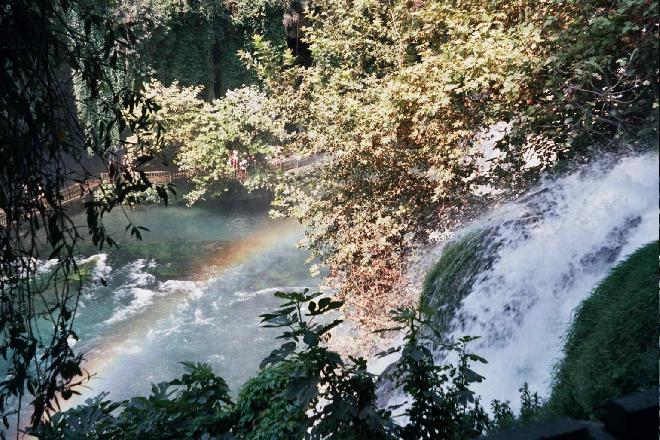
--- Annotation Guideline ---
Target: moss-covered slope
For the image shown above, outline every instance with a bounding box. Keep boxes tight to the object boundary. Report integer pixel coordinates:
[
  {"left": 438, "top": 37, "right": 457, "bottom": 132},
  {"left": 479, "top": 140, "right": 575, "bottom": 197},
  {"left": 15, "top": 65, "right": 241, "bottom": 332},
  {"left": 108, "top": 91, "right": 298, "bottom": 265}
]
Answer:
[
  {"left": 547, "top": 241, "right": 659, "bottom": 419},
  {"left": 420, "top": 229, "right": 494, "bottom": 336}
]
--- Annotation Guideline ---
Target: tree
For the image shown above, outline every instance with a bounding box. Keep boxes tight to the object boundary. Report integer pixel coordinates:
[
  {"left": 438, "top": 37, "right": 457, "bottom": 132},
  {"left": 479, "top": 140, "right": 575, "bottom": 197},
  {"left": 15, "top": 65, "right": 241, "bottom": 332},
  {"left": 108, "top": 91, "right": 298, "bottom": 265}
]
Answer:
[
  {"left": 142, "top": 80, "right": 288, "bottom": 204},
  {"left": 235, "top": 0, "right": 658, "bottom": 332},
  {"left": 0, "top": 0, "right": 167, "bottom": 433},
  {"left": 240, "top": 0, "right": 549, "bottom": 330}
]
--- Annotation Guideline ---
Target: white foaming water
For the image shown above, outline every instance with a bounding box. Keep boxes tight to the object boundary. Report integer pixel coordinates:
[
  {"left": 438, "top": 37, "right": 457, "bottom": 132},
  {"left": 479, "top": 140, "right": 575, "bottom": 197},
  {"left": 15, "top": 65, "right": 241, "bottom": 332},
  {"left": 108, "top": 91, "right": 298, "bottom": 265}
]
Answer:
[
  {"left": 36, "top": 258, "right": 60, "bottom": 274},
  {"left": 37, "top": 253, "right": 111, "bottom": 278},
  {"left": 80, "top": 254, "right": 112, "bottom": 280},
  {"left": 103, "top": 263, "right": 208, "bottom": 325},
  {"left": 123, "top": 258, "right": 157, "bottom": 286},
  {"left": 430, "top": 153, "right": 658, "bottom": 409},
  {"left": 105, "top": 287, "right": 161, "bottom": 324},
  {"left": 104, "top": 259, "right": 161, "bottom": 324},
  {"left": 161, "top": 279, "right": 206, "bottom": 300}
]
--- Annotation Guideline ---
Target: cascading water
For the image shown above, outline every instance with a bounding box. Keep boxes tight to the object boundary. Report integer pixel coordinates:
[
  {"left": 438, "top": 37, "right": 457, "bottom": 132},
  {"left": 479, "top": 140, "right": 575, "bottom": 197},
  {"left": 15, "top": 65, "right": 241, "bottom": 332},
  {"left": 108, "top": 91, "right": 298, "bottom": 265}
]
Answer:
[
  {"left": 4, "top": 155, "right": 656, "bottom": 436},
  {"left": 385, "top": 152, "right": 658, "bottom": 411}
]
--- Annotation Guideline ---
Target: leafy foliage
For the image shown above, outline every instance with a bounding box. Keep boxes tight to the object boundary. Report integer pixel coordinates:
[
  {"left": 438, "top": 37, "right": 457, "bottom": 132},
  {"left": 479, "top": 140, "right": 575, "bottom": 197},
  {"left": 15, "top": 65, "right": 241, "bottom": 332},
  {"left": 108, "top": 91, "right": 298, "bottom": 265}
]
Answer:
[
  {"left": 381, "top": 309, "right": 490, "bottom": 439},
  {"left": 509, "top": 0, "right": 659, "bottom": 156},
  {"left": 230, "top": 0, "right": 659, "bottom": 331},
  {"left": 29, "top": 362, "right": 235, "bottom": 439},
  {"left": 486, "top": 383, "right": 544, "bottom": 434},
  {"left": 0, "top": 2, "right": 298, "bottom": 433},
  {"left": 142, "top": 80, "right": 287, "bottom": 203},
  {"left": 251, "top": 1, "right": 549, "bottom": 308},
  {"left": 4, "top": 0, "right": 657, "bottom": 437},
  {"left": 113, "top": 0, "right": 293, "bottom": 98},
  {"left": 0, "top": 0, "right": 171, "bottom": 432},
  {"left": 257, "top": 290, "right": 393, "bottom": 439},
  {"left": 71, "top": 0, "right": 659, "bottom": 341},
  {"left": 233, "top": 361, "right": 309, "bottom": 439}
]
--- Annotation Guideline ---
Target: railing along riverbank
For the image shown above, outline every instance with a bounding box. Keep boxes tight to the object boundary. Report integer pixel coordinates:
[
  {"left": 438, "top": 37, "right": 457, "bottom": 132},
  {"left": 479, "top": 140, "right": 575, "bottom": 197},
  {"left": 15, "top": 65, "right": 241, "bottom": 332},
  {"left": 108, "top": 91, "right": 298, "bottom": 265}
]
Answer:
[
  {"left": 0, "top": 153, "right": 326, "bottom": 227},
  {"left": 0, "top": 171, "right": 190, "bottom": 227}
]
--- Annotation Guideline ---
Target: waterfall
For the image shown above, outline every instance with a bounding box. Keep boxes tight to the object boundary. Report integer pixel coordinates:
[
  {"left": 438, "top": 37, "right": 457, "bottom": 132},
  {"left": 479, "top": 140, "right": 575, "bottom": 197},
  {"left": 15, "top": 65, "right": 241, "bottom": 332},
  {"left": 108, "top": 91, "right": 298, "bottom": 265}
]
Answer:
[{"left": 413, "top": 152, "right": 658, "bottom": 411}]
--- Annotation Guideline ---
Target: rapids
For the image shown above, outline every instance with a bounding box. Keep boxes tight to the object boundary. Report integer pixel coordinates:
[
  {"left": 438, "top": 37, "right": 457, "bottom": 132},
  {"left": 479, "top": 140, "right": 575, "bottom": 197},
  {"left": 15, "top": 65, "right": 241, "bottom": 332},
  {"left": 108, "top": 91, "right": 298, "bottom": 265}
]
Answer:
[{"left": 62, "top": 202, "right": 319, "bottom": 408}]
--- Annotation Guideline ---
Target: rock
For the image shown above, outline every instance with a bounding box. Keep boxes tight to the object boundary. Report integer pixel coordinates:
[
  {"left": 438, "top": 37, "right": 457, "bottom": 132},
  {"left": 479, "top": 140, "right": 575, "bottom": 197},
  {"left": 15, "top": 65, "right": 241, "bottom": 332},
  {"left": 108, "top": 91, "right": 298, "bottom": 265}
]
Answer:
[
  {"left": 602, "top": 389, "right": 658, "bottom": 440},
  {"left": 478, "top": 417, "right": 616, "bottom": 439}
]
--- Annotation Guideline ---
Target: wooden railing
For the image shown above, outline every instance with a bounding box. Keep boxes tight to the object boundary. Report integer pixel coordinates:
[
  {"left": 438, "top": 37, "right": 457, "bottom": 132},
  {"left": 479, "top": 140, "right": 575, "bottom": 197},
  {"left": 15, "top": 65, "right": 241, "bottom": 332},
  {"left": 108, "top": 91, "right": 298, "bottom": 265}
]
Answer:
[
  {"left": 97, "top": 170, "right": 192, "bottom": 184},
  {"left": 270, "top": 153, "right": 326, "bottom": 172},
  {"left": 0, "top": 181, "right": 103, "bottom": 227},
  {"left": 0, "top": 153, "right": 326, "bottom": 227}
]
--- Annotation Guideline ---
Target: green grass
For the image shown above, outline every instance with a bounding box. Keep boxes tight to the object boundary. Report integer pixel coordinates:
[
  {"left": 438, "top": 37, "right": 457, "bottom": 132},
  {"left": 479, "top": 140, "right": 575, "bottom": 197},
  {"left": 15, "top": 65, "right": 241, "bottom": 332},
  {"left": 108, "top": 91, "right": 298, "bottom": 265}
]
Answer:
[{"left": 546, "top": 241, "right": 659, "bottom": 419}]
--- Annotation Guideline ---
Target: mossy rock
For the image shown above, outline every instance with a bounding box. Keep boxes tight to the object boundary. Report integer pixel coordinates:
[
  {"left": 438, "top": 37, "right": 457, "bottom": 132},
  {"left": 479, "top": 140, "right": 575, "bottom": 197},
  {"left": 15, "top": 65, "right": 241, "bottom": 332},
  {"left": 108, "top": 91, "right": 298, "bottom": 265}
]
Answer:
[
  {"left": 420, "top": 228, "right": 495, "bottom": 337},
  {"left": 546, "top": 241, "right": 659, "bottom": 419},
  {"left": 71, "top": 258, "right": 97, "bottom": 284}
]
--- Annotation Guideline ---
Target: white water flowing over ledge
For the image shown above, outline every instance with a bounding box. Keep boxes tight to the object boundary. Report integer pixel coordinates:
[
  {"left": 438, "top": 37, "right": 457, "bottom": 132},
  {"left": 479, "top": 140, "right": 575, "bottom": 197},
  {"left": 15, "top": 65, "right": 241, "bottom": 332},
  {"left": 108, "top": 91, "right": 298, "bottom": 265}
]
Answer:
[
  {"left": 451, "top": 152, "right": 658, "bottom": 409},
  {"left": 378, "top": 152, "right": 658, "bottom": 413}
]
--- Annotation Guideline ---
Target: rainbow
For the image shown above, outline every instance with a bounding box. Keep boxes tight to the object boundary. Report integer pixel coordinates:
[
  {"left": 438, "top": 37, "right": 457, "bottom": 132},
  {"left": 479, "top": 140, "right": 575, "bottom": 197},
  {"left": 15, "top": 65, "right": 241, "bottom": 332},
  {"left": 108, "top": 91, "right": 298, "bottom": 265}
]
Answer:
[{"left": 59, "top": 217, "right": 305, "bottom": 411}]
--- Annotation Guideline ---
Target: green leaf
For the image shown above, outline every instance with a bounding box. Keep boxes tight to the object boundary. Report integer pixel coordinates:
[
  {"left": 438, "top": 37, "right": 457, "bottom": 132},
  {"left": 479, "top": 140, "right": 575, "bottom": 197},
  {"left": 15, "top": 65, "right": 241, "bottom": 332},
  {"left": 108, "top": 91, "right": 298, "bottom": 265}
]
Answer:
[{"left": 303, "top": 330, "right": 319, "bottom": 347}]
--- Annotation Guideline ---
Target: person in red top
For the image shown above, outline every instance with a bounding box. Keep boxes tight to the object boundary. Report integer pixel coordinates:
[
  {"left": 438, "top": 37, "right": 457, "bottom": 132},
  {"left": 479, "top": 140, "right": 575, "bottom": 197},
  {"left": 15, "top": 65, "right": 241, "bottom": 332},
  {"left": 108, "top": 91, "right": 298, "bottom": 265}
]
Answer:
[{"left": 230, "top": 150, "right": 239, "bottom": 177}]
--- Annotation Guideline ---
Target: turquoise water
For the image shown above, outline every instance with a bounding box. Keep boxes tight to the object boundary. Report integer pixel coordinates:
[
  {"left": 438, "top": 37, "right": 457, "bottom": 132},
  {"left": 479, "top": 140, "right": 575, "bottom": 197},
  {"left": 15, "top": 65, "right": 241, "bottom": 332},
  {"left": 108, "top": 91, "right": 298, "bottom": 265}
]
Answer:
[{"left": 62, "top": 201, "right": 317, "bottom": 406}]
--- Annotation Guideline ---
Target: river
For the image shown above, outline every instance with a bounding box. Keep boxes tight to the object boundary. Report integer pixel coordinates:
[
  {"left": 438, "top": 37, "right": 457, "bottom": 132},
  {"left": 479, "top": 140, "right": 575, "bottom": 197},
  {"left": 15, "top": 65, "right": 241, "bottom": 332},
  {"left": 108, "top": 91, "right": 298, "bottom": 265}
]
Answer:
[{"left": 63, "top": 200, "right": 318, "bottom": 407}]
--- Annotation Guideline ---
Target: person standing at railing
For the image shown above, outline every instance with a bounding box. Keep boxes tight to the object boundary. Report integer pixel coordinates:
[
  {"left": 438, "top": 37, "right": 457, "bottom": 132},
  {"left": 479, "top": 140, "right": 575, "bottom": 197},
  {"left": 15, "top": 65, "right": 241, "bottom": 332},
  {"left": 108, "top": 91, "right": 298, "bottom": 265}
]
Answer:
[
  {"left": 239, "top": 158, "right": 247, "bottom": 180},
  {"left": 230, "top": 150, "right": 239, "bottom": 178},
  {"left": 108, "top": 159, "right": 116, "bottom": 180},
  {"left": 227, "top": 156, "right": 233, "bottom": 177},
  {"left": 248, "top": 154, "right": 256, "bottom": 176}
]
